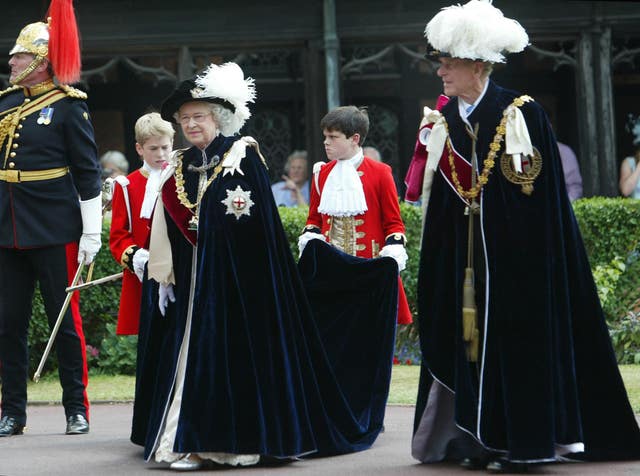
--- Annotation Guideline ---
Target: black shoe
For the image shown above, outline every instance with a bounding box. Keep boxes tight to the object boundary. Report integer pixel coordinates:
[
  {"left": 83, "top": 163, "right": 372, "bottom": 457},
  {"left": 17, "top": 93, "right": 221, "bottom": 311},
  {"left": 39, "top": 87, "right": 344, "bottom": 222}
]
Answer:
[
  {"left": 486, "top": 458, "right": 529, "bottom": 474},
  {"left": 0, "top": 416, "right": 24, "bottom": 437},
  {"left": 66, "top": 414, "right": 89, "bottom": 435}
]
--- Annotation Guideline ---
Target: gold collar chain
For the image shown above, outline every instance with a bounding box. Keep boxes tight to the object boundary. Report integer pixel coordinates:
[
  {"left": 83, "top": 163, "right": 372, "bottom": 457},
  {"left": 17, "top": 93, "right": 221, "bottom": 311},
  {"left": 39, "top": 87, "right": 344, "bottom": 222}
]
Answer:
[
  {"left": 446, "top": 95, "right": 532, "bottom": 202},
  {"left": 174, "top": 151, "right": 223, "bottom": 210}
]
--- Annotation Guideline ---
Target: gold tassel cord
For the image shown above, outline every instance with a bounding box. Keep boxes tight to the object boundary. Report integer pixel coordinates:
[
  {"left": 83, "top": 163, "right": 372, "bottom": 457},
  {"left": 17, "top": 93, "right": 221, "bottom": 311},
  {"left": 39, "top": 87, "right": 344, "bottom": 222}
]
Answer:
[{"left": 462, "top": 122, "right": 480, "bottom": 363}]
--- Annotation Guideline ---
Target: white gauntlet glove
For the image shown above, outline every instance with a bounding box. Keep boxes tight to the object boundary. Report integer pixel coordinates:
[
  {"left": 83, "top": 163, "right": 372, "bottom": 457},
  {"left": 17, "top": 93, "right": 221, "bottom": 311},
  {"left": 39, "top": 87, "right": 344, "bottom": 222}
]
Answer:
[
  {"left": 297, "top": 231, "right": 326, "bottom": 257},
  {"left": 78, "top": 194, "right": 102, "bottom": 264},
  {"left": 132, "top": 248, "right": 149, "bottom": 282},
  {"left": 379, "top": 244, "right": 408, "bottom": 272},
  {"left": 158, "top": 282, "right": 176, "bottom": 317}
]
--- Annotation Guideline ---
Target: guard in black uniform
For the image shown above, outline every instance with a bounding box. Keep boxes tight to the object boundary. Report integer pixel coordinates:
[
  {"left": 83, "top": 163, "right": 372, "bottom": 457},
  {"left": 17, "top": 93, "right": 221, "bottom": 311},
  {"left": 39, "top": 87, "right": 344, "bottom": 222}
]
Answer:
[{"left": 0, "top": 1, "right": 102, "bottom": 437}]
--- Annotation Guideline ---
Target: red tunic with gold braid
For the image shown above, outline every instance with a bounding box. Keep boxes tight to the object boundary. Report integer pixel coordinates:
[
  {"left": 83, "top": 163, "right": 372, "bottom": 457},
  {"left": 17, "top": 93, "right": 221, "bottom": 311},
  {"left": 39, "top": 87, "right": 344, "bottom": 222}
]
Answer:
[
  {"left": 109, "top": 169, "right": 151, "bottom": 335},
  {"left": 306, "top": 156, "right": 412, "bottom": 324}
]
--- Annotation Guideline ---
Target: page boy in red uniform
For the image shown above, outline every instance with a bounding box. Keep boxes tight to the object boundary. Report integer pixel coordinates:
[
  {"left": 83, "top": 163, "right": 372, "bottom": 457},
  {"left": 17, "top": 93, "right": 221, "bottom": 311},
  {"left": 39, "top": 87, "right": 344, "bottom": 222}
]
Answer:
[
  {"left": 300, "top": 106, "right": 412, "bottom": 324},
  {"left": 109, "top": 112, "right": 174, "bottom": 335}
]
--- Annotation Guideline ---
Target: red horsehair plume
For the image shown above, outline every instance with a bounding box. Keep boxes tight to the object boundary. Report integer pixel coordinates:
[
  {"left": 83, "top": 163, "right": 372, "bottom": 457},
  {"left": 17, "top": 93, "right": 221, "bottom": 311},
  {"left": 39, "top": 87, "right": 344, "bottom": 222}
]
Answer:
[{"left": 47, "top": 0, "right": 81, "bottom": 84}]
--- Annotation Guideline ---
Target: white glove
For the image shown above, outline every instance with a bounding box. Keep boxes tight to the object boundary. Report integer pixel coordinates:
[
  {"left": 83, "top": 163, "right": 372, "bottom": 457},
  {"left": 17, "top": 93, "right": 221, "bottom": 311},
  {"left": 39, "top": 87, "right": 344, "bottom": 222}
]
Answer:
[
  {"left": 297, "top": 231, "right": 326, "bottom": 257},
  {"left": 379, "top": 244, "right": 408, "bottom": 272},
  {"left": 132, "top": 248, "right": 149, "bottom": 282},
  {"left": 78, "top": 194, "right": 103, "bottom": 264},
  {"left": 158, "top": 282, "right": 176, "bottom": 317},
  {"left": 78, "top": 233, "right": 101, "bottom": 265}
]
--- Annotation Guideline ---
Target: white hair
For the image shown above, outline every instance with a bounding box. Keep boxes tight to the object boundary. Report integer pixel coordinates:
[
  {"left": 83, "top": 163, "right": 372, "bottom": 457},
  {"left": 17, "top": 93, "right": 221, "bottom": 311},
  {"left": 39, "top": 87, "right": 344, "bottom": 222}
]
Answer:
[{"left": 100, "top": 150, "right": 129, "bottom": 173}]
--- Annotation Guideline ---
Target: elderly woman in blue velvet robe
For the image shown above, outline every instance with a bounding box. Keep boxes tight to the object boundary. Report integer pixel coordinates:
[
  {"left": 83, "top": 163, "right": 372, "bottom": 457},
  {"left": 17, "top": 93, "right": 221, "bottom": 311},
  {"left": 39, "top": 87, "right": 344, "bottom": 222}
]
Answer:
[{"left": 130, "top": 63, "right": 398, "bottom": 471}]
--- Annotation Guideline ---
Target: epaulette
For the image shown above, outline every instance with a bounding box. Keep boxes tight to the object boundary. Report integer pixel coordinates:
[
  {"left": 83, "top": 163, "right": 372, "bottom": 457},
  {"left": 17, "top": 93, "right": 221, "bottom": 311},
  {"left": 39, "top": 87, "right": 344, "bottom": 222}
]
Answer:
[
  {"left": 59, "top": 84, "right": 88, "bottom": 100},
  {"left": 0, "top": 85, "right": 21, "bottom": 98}
]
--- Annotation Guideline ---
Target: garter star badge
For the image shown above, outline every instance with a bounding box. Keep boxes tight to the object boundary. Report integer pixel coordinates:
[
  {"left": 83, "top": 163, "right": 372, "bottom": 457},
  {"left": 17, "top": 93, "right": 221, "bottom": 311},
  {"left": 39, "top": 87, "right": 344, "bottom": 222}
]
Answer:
[{"left": 222, "top": 185, "right": 254, "bottom": 220}]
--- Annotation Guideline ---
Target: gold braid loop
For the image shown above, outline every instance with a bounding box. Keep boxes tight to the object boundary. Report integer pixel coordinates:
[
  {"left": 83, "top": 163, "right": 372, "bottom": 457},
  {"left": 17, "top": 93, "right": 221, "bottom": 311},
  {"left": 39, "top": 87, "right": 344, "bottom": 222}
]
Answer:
[
  {"left": 446, "top": 95, "right": 533, "bottom": 202},
  {"left": 174, "top": 150, "right": 223, "bottom": 210},
  {"left": 0, "top": 111, "right": 21, "bottom": 163}
]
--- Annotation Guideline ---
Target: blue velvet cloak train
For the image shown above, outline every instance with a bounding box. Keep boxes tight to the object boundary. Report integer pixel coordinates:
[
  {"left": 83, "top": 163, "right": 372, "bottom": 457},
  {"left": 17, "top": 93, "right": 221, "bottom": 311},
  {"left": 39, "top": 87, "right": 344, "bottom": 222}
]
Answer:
[
  {"left": 414, "top": 81, "right": 640, "bottom": 462},
  {"left": 130, "top": 134, "right": 397, "bottom": 460}
]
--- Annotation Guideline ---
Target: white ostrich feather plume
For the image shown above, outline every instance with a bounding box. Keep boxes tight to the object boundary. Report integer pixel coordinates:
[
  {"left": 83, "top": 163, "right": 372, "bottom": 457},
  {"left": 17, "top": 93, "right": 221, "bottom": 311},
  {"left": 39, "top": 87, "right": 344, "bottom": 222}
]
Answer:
[
  {"left": 425, "top": 0, "right": 529, "bottom": 63},
  {"left": 194, "top": 62, "right": 257, "bottom": 135}
]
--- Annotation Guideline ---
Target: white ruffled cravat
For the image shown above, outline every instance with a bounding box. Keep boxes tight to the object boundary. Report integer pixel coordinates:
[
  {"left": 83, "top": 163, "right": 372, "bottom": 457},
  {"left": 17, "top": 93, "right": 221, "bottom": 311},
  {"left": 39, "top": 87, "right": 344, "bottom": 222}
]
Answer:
[
  {"left": 140, "top": 161, "right": 163, "bottom": 219},
  {"left": 318, "top": 150, "right": 368, "bottom": 217}
]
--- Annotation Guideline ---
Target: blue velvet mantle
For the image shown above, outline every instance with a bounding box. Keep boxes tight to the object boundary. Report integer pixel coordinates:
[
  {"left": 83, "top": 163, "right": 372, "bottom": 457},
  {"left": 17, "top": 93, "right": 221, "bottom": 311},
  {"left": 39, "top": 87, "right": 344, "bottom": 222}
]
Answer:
[
  {"left": 415, "top": 81, "right": 640, "bottom": 462},
  {"left": 131, "top": 135, "right": 397, "bottom": 460}
]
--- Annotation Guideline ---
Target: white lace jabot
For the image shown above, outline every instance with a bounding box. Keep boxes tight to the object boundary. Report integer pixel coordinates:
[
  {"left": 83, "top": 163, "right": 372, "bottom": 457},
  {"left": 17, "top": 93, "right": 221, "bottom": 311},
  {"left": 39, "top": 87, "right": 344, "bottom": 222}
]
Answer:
[
  {"left": 140, "top": 161, "right": 163, "bottom": 219},
  {"left": 317, "top": 149, "right": 368, "bottom": 217}
]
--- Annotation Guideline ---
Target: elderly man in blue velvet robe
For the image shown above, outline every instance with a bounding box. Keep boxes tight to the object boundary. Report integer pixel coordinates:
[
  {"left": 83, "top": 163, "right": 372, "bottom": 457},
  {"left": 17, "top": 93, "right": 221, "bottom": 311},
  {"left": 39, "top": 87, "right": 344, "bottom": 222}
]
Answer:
[{"left": 411, "top": 1, "right": 640, "bottom": 473}]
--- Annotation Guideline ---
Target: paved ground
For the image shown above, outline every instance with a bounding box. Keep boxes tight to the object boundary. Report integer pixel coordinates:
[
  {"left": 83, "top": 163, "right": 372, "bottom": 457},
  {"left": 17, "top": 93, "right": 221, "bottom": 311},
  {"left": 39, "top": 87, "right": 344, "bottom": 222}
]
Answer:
[{"left": 1, "top": 404, "right": 640, "bottom": 476}]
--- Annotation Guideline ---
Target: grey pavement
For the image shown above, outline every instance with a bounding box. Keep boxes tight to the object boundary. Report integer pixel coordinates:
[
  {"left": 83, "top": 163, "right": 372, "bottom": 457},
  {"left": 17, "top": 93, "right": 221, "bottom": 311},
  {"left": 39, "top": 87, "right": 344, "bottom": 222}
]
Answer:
[{"left": 1, "top": 404, "right": 640, "bottom": 476}]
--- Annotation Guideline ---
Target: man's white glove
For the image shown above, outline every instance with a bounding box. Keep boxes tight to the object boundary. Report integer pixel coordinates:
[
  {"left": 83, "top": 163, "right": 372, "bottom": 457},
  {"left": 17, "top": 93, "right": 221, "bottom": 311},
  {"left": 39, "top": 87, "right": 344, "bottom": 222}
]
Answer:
[
  {"left": 78, "top": 194, "right": 102, "bottom": 264},
  {"left": 297, "top": 231, "right": 326, "bottom": 257},
  {"left": 132, "top": 248, "right": 149, "bottom": 282},
  {"left": 379, "top": 244, "right": 408, "bottom": 272},
  {"left": 158, "top": 282, "right": 176, "bottom": 317}
]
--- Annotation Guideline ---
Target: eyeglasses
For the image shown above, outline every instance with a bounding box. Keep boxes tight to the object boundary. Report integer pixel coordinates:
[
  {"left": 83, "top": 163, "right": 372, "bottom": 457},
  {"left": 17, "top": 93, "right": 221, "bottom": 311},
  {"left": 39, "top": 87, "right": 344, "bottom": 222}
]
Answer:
[{"left": 178, "top": 113, "right": 212, "bottom": 125}]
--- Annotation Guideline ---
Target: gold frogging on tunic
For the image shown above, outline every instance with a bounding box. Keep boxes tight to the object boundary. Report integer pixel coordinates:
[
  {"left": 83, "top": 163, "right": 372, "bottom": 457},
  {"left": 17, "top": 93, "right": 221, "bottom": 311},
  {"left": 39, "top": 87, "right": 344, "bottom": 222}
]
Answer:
[{"left": 329, "top": 215, "right": 357, "bottom": 256}]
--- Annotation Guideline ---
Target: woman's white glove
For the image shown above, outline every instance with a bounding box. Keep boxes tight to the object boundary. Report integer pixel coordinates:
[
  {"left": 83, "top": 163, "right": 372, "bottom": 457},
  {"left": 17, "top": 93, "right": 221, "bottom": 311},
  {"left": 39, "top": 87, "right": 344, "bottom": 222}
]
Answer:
[
  {"left": 132, "top": 248, "right": 149, "bottom": 282},
  {"left": 158, "top": 282, "right": 176, "bottom": 316},
  {"left": 379, "top": 244, "right": 408, "bottom": 272},
  {"left": 297, "top": 231, "right": 326, "bottom": 257}
]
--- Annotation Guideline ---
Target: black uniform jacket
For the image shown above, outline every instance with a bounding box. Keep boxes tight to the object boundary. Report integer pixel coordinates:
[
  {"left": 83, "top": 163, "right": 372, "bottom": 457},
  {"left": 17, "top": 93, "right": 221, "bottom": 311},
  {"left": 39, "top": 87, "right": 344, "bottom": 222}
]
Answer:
[{"left": 0, "top": 83, "right": 101, "bottom": 248}]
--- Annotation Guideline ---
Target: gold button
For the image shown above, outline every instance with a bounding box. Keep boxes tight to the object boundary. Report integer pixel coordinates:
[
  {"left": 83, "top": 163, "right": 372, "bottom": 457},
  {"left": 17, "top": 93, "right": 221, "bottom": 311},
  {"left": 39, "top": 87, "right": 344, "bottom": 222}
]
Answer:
[
  {"left": 13, "top": 133, "right": 19, "bottom": 139},
  {"left": 12, "top": 143, "right": 18, "bottom": 149},
  {"left": 9, "top": 152, "right": 16, "bottom": 158},
  {"left": 8, "top": 162, "right": 15, "bottom": 168},
  {"left": 17, "top": 124, "right": 23, "bottom": 129},
  {"left": 23, "top": 98, "right": 31, "bottom": 103},
  {"left": 327, "top": 218, "right": 331, "bottom": 224},
  {"left": 21, "top": 117, "right": 26, "bottom": 121}
]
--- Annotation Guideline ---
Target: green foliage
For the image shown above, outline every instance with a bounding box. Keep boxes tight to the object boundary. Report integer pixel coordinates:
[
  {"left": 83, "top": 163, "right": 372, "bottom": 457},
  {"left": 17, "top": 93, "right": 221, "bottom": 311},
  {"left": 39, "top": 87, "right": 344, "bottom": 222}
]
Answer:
[
  {"left": 95, "top": 323, "right": 138, "bottom": 375},
  {"left": 573, "top": 198, "right": 640, "bottom": 363},
  {"left": 610, "top": 312, "right": 640, "bottom": 365},
  {"left": 277, "top": 205, "right": 310, "bottom": 257},
  {"left": 591, "top": 256, "right": 626, "bottom": 312},
  {"left": 573, "top": 197, "right": 640, "bottom": 266},
  {"left": 573, "top": 197, "right": 640, "bottom": 316}
]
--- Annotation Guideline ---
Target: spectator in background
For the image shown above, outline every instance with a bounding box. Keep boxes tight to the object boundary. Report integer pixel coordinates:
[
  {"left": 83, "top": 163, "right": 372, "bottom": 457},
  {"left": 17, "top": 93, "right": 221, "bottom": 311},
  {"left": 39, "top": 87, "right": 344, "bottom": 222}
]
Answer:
[
  {"left": 100, "top": 150, "right": 129, "bottom": 180},
  {"left": 363, "top": 146, "right": 382, "bottom": 162},
  {"left": 619, "top": 144, "right": 640, "bottom": 199},
  {"left": 271, "top": 150, "right": 310, "bottom": 206},
  {"left": 557, "top": 142, "right": 583, "bottom": 201}
]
